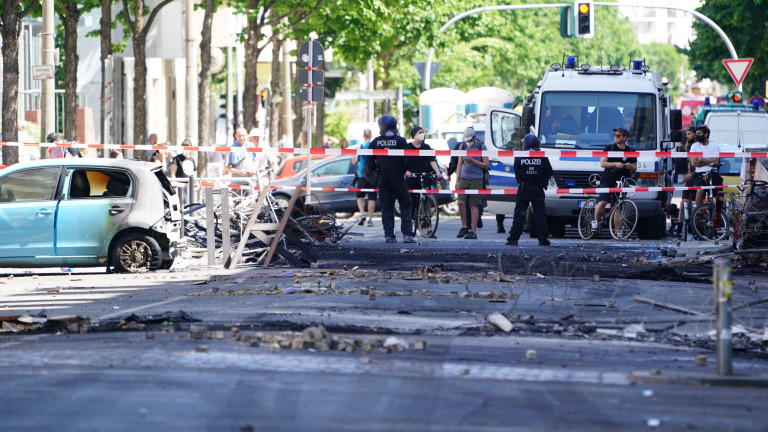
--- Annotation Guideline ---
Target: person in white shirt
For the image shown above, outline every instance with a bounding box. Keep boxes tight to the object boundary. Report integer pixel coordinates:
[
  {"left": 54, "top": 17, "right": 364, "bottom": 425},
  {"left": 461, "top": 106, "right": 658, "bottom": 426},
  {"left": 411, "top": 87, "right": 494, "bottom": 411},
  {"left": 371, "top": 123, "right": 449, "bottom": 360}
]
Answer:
[{"left": 689, "top": 125, "right": 722, "bottom": 207}]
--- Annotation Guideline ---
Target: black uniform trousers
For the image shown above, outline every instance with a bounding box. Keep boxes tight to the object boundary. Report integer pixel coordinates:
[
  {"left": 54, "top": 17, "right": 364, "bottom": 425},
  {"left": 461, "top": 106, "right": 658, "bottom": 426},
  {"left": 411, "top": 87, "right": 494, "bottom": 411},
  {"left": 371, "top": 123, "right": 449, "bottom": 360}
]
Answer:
[
  {"left": 508, "top": 183, "right": 548, "bottom": 241},
  {"left": 379, "top": 169, "right": 413, "bottom": 238}
]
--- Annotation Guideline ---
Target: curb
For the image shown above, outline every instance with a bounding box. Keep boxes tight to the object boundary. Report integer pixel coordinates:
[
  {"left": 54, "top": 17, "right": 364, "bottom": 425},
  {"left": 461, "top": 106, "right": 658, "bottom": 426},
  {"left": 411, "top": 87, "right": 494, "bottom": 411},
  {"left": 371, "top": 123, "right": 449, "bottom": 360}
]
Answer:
[{"left": 631, "top": 371, "right": 768, "bottom": 388}]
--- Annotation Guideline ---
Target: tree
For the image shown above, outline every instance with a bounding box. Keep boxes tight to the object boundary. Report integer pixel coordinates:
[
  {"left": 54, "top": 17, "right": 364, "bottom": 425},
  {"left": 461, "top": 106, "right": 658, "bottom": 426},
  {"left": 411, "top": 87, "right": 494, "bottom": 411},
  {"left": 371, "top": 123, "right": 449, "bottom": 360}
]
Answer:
[
  {"left": 687, "top": 0, "right": 768, "bottom": 96},
  {"left": 0, "top": 0, "right": 40, "bottom": 165},
  {"left": 57, "top": 1, "right": 100, "bottom": 142},
  {"left": 118, "top": 0, "right": 175, "bottom": 151},
  {"left": 639, "top": 43, "right": 689, "bottom": 99},
  {"left": 100, "top": 0, "right": 113, "bottom": 145},
  {"left": 197, "top": 0, "right": 217, "bottom": 175},
  {"left": 234, "top": 0, "right": 323, "bottom": 132}
]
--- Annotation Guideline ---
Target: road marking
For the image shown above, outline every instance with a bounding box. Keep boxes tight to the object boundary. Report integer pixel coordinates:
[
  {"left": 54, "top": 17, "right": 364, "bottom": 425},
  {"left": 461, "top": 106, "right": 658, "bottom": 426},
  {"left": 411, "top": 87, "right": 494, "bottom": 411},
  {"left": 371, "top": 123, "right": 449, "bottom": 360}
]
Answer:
[{"left": 92, "top": 295, "right": 188, "bottom": 323}]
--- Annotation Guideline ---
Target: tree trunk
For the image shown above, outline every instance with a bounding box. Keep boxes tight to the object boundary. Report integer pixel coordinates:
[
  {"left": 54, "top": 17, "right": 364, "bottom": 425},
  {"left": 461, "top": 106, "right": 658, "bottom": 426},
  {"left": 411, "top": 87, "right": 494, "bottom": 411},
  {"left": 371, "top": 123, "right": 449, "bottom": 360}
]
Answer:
[
  {"left": 61, "top": 2, "right": 80, "bottom": 142},
  {"left": 100, "top": 0, "right": 112, "bottom": 146},
  {"left": 269, "top": 35, "right": 281, "bottom": 148},
  {"left": 133, "top": 31, "right": 148, "bottom": 151},
  {"left": 1, "top": 1, "right": 21, "bottom": 165},
  {"left": 242, "top": 1, "right": 261, "bottom": 132},
  {"left": 197, "top": 0, "right": 215, "bottom": 176}
]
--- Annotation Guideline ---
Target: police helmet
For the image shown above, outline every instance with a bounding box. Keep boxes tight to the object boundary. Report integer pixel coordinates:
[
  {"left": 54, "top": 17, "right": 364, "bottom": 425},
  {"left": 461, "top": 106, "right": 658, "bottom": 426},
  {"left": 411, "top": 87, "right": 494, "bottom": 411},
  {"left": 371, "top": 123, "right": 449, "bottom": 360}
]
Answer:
[
  {"left": 46, "top": 132, "right": 62, "bottom": 143},
  {"left": 522, "top": 133, "right": 540, "bottom": 150},
  {"left": 378, "top": 115, "right": 398, "bottom": 136}
]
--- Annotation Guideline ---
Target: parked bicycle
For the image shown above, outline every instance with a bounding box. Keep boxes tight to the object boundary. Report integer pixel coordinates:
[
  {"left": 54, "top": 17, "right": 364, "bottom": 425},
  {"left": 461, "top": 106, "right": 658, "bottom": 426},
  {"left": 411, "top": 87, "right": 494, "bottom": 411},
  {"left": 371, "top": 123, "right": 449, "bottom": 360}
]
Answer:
[
  {"left": 729, "top": 179, "right": 768, "bottom": 251},
  {"left": 577, "top": 177, "right": 639, "bottom": 241},
  {"left": 691, "top": 163, "right": 728, "bottom": 241},
  {"left": 410, "top": 172, "right": 440, "bottom": 238}
]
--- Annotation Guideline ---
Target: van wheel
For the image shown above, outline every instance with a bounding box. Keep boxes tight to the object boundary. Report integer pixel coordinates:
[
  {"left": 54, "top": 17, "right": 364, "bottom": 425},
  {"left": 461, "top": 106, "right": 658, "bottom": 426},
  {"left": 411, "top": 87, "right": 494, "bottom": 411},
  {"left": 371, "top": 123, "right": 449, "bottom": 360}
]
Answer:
[{"left": 111, "top": 233, "right": 163, "bottom": 273}]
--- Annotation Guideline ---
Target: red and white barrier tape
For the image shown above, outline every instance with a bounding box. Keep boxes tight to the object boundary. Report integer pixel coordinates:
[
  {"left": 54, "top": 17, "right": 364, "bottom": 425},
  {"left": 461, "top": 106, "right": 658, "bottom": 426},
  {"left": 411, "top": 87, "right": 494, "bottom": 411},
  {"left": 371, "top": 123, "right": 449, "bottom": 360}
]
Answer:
[
  {"left": 1, "top": 141, "right": 765, "bottom": 159},
  {"left": 171, "top": 181, "right": 728, "bottom": 196}
]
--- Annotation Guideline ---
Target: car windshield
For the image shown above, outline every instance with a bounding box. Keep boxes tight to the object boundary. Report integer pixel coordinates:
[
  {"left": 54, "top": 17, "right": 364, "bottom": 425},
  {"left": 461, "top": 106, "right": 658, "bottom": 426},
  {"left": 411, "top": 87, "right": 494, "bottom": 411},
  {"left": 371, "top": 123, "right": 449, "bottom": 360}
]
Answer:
[
  {"left": 442, "top": 130, "right": 486, "bottom": 150},
  {"left": 539, "top": 92, "right": 657, "bottom": 150}
]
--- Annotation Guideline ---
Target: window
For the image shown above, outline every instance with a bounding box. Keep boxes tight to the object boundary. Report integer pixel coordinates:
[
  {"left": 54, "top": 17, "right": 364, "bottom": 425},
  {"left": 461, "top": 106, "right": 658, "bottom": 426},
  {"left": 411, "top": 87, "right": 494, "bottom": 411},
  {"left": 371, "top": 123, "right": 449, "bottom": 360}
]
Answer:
[
  {"left": 66, "top": 169, "right": 132, "bottom": 199},
  {"left": 0, "top": 168, "right": 60, "bottom": 202},
  {"left": 312, "top": 159, "right": 351, "bottom": 177},
  {"left": 540, "top": 92, "right": 657, "bottom": 150},
  {"left": 489, "top": 112, "right": 521, "bottom": 150}
]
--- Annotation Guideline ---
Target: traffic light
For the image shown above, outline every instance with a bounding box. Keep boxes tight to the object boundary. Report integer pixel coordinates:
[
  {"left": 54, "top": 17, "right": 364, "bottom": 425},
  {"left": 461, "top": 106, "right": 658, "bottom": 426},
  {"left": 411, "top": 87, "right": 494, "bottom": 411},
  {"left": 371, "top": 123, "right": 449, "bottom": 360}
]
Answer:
[
  {"left": 729, "top": 91, "right": 743, "bottom": 104},
  {"left": 573, "top": 0, "right": 594, "bottom": 39}
]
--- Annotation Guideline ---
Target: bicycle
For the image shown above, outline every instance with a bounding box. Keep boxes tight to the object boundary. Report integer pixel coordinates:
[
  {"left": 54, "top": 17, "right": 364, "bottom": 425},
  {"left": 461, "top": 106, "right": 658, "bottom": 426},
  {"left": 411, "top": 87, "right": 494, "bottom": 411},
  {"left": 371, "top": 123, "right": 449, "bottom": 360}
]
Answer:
[
  {"left": 410, "top": 172, "right": 440, "bottom": 238},
  {"left": 577, "top": 177, "right": 639, "bottom": 241},
  {"left": 690, "top": 163, "right": 728, "bottom": 241},
  {"left": 728, "top": 179, "right": 768, "bottom": 251}
]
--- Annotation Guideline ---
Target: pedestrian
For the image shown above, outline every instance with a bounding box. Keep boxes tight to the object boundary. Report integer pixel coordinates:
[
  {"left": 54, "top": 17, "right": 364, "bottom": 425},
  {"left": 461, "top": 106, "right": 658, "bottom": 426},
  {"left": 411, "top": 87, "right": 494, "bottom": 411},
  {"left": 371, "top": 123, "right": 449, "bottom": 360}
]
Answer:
[
  {"left": 367, "top": 115, "right": 415, "bottom": 244},
  {"left": 249, "top": 128, "right": 278, "bottom": 183},
  {"left": 148, "top": 143, "right": 170, "bottom": 175},
  {"left": 592, "top": 127, "right": 637, "bottom": 232},
  {"left": 340, "top": 138, "right": 349, "bottom": 149},
  {"left": 47, "top": 132, "right": 81, "bottom": 158},
  {"left": 455, "top": 127, "right": 489, "bottom": 239},
  {"left": 171, "top": 138, "right": 197, "bottom": 179},
  {"left": 224, "top": 127, "right": 257, "bottom": 178},
  {"left": 406, "top": 126, "right": 443, "bottom": 236},
  {"left": 142, "top": 133, "right": 159, "bottom": 161},
  {"left": 109, "top": 149, "right": 123, "bottom": 159},
  {"left": 352, "top": 128, "right": 376, "bottom": 227},
  {"left": 670, "top": 127, "right": 697, "bottom": 237},
  {"left": 690, "top": 125, "right": 721, "bottom": 207},
  {"left": 506, "top": 134, "right": 553, "bottom": 246}
]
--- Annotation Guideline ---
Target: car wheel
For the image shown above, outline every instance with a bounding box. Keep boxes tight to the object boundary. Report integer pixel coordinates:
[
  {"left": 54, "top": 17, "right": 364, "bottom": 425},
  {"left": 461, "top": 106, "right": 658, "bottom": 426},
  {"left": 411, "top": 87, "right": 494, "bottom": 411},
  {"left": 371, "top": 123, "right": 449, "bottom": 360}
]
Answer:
[
  {"left": 273, "top": 193, "right": 291, "bottom": 209},
  {"left": 440, "top": 198, "right": 459, "bottom": 216},
  {"left": 111, "top": 233, "right": 163, "bottom": 273},
  {"left": 160, "top": 259, "right": 175, "bottom": 270}
]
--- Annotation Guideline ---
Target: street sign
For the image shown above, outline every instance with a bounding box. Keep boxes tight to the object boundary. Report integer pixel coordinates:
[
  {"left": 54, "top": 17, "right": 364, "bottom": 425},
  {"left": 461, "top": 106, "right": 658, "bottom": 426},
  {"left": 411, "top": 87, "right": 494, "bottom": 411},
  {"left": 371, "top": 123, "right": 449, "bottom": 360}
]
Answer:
[
  {"left": 31, "top": 64, "right": 54, "bottom": 80},
  {"left": 298, "top": 68, "right": 324, "bottom": 87},
  {"left": 414, "top": 62, "right": 440, "bottom": 83},
  {"left": 749, "top": 95, "right": 765, "bottom": 108},
  {"left": 722, "top": 58, "right": 754, "bottom": 86},
  {"left": 299, "top": 41, "right": 324, "bottom": 67},
  {"left": 298, "top": 86, "right": 324, "bottom": 103}
]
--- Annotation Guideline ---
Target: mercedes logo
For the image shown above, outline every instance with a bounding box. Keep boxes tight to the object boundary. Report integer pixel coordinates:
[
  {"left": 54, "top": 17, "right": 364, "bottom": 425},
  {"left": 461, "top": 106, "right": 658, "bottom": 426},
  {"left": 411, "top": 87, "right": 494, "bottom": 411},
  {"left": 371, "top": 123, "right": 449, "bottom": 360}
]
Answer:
[{"left": 588, "top": 173, "right": 601, "bottom": 187}]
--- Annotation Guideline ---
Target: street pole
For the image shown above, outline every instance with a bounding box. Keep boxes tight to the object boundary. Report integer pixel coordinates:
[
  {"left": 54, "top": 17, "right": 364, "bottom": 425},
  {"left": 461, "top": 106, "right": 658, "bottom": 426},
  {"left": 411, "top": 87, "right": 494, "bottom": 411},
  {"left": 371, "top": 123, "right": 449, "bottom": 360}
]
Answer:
[
  {"left": 281, "top": 38, "right": 294, "bottom": 148},
  {"left": 185, "top": 0, "right": 199, "bottom": 144},
  {"left": 40, "top": 0, "right": 55, "bottom": 140},
  {"left": 714, "top": 258, "right": 733, "bottom": 376},
  {"left": 424, "top": 3, "right": 739, "bottom": 90}
]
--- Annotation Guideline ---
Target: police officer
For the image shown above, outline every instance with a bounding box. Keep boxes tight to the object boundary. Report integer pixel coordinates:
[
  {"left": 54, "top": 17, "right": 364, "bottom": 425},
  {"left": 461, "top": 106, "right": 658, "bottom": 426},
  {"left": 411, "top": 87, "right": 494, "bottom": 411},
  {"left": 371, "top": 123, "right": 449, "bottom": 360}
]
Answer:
[
  {"left": 506, "top": 134, "right": 553, "bottom": 246},
  {"left": 367, "top": 115, "right": 415, "bottom": 244}
]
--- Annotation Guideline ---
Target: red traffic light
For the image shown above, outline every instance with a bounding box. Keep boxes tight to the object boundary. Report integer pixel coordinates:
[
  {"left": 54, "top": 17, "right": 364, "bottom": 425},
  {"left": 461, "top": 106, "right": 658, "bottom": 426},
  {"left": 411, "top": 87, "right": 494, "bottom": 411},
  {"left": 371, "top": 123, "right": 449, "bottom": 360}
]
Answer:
[{"left": 731, "top": 91, "right": 743, "bottom": 103}]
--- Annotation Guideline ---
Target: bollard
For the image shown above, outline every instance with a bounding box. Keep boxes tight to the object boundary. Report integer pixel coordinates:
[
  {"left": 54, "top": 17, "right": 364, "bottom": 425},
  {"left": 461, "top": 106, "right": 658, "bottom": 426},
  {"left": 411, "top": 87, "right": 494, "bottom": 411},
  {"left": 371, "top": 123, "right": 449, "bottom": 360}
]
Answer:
[
  {"left": 205, "top": 187, "right": 215, "bottom": 266},
  {"left": 714, "top": 258, "right": 733, "bottom": 375},
  {"left": 187, "top": 175, "right": 195, "bottom": 206},
  {"left": 220, "top": 187, "right": 230, "bottom": 265},
  {"left": 682, "top": 201, "right": 690, "bottom": 242}
]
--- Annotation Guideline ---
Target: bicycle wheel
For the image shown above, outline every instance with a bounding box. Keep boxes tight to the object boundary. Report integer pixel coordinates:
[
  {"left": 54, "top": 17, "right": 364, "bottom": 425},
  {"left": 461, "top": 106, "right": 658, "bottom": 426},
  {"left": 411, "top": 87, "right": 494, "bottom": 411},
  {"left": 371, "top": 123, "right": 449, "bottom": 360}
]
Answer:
[
  {"left": 294, "top": 215, "right": 337, "bottom": 233},
  {"left": 417, "top": 195, "right": 439, "bottom": 238},
  {"left": 577, "top": 198, "right": 598, "bottom": 240},
  {"left": 691, "top": 204, "right": 728, "bottom": 241},
  {"left": 609, "top": 199, "right": 638, "bottom": 240}
]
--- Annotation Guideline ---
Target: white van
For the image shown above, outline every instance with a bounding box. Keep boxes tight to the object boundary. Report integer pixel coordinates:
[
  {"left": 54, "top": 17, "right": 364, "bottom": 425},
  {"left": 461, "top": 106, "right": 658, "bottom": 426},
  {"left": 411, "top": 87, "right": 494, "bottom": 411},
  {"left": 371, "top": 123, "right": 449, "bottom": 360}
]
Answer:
[{"left": 705, "top": 111, "right": 768, "bottom": 150}]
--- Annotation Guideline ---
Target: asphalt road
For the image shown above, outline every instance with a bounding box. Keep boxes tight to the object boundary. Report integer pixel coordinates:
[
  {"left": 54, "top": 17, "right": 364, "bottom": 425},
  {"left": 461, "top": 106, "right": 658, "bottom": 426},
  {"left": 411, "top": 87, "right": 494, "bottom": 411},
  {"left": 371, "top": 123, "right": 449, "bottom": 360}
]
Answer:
[{"left": 1, "top": 215, "right": 767, "bottom": 431}]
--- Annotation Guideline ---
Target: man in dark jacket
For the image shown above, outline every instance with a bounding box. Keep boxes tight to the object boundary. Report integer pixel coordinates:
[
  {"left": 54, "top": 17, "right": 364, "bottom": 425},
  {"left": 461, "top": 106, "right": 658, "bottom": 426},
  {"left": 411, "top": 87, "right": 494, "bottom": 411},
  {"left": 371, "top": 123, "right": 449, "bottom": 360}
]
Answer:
[
  {"left": 367, "top": 115, "right": 415, "bottom": 244},
  {"left": 506, "top": 134, "right": 553, "bottom": 246}
]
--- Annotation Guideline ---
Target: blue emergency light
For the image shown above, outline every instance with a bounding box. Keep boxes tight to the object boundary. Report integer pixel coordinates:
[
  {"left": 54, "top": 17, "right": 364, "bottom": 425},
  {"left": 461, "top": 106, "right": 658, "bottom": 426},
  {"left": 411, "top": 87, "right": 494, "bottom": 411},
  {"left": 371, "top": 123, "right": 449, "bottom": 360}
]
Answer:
[
  {"left": 632, "top": 60, "right": 643, "bottom": 70},
  {"left": 566, "top": 56, "right": 576, "bottom": 69}
]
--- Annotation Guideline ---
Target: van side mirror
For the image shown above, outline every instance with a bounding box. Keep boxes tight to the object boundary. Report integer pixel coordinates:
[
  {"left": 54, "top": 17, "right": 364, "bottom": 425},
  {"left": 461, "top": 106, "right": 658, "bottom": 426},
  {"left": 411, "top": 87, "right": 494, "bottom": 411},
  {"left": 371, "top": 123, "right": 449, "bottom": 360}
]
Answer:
[
  {"left": 522, "top": 106, "right": 534, "bottom": 129},
  {"left": 661, "top": 140, "right": 677, "bottom": 151},
  {"left": 669, "top": 130, "right": 683, "bottom": 143},
  {"left": 670, "top": 109, "right": 682, "bottom": 130}
]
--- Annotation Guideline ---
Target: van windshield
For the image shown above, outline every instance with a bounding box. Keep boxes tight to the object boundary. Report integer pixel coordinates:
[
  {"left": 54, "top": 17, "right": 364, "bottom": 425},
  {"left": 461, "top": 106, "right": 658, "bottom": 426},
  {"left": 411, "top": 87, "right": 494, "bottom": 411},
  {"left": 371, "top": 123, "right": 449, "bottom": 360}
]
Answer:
[{"left": 539, "top": 92, "right": 657, "bottom": 150}]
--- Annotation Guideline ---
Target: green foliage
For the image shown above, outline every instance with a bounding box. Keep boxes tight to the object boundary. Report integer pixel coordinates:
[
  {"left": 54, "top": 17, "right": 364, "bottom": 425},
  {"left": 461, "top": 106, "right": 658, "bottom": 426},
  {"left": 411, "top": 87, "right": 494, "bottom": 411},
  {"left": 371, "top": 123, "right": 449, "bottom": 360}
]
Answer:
[
  {"left": 638, "top": 43, "right": 689, "bottom": 98},
  {"left": 687, "top": 0, "right": 768, "bottom": 96},
  {"left": 324, "top": 106, "right": 354, "bottom": 142}
]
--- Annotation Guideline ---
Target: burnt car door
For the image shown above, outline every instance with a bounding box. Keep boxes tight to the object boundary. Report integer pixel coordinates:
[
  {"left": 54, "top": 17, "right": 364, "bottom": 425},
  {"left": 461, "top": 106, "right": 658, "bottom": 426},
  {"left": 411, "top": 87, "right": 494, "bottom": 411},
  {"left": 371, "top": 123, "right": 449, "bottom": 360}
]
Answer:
[{"left": 54, "top": 168, "right": 134, "bottom": 257}]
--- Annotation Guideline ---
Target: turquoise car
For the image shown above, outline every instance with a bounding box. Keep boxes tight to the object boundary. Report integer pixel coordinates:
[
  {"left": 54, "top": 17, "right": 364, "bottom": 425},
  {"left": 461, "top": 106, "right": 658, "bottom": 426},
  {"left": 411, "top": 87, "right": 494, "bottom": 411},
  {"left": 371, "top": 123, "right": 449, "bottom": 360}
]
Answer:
[{"left": 0, "top": 159, "right": 181, "bottom": 273}]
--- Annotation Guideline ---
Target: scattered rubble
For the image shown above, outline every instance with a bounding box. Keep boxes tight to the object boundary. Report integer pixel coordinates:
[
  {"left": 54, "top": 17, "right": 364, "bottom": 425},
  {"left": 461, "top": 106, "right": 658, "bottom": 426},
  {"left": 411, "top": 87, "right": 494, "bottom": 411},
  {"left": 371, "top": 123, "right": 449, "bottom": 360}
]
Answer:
[{"left": 487, "top": 312, "right": 513, "bottom": 332}]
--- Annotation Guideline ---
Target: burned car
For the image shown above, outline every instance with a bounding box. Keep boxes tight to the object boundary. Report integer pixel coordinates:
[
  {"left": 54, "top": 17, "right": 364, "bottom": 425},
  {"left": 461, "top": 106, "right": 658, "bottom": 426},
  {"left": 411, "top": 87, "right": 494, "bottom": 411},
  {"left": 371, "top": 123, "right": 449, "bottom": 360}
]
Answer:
[{"left": 0, "top": 159, "right": 181, "bottom": 273}]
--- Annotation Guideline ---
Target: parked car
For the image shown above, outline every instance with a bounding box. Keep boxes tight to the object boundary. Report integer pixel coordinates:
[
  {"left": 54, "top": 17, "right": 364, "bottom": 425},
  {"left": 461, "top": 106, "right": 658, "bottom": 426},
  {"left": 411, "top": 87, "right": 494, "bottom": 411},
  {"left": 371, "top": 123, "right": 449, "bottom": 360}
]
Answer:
[
  {"left": 0, "top": 159, "right": 181, "bottom": 273},
  {"left": 270, "top": 155, "right": 456, "bottom": 215},
  {"left": 275, "top": 154, "right": 332, "bottom": 179}
]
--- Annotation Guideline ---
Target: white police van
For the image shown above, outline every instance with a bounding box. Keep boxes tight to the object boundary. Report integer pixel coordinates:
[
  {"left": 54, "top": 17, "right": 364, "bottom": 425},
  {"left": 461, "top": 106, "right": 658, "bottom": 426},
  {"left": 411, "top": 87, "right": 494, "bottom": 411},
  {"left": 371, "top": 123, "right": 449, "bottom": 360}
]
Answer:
[{"left": 485, "top": 57, "right": 682, "bottom": 239}]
